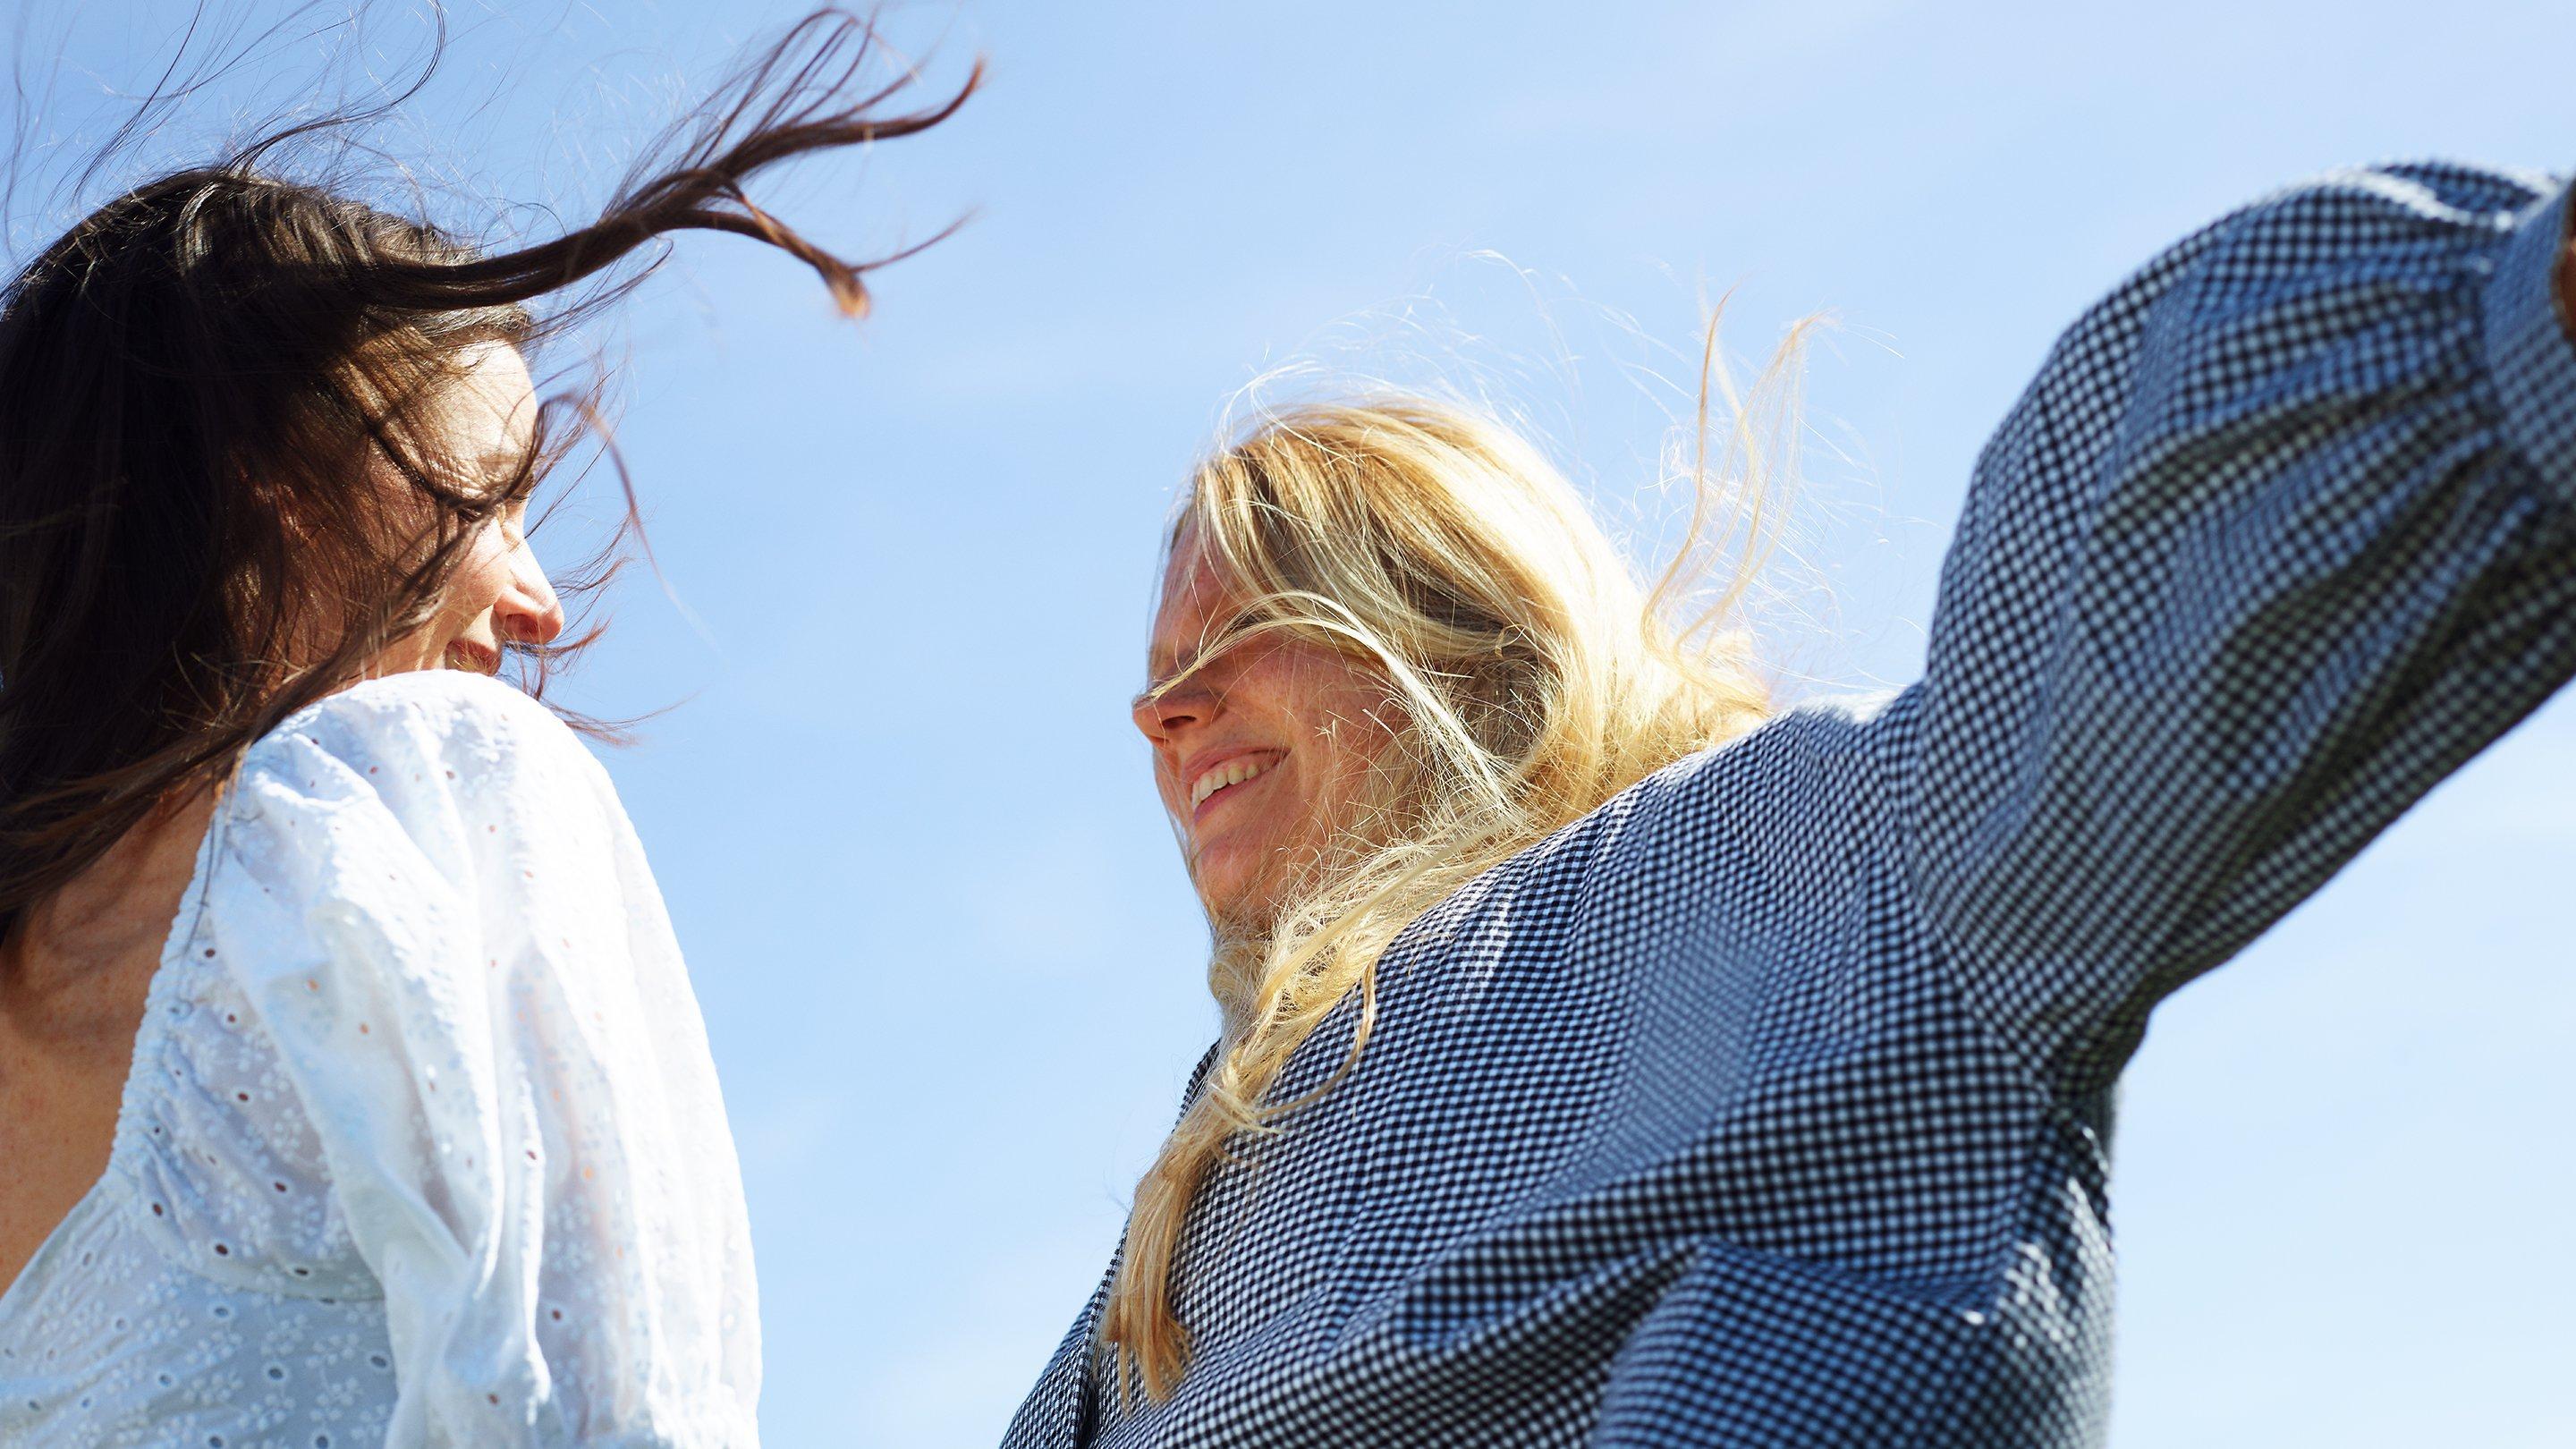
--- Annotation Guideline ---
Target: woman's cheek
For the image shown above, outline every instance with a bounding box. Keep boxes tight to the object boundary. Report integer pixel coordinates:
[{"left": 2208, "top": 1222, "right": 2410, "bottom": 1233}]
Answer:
[{"left": 445, "top": 525, "right": 517, "bottom": 622}]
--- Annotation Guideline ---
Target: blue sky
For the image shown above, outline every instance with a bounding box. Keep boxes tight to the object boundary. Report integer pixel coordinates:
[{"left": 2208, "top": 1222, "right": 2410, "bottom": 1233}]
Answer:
[{"left": 14, "top": 2, "right": 2575, "bottom": 1444}]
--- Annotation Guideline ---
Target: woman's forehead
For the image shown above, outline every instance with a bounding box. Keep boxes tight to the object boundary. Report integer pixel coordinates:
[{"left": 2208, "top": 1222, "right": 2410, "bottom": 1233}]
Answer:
[
  {"left": 446, "top": 342, "right": 538, "bottom": 451},
  {"left": 1148, "top": 530, "right": 1245, "bottom": 674}
]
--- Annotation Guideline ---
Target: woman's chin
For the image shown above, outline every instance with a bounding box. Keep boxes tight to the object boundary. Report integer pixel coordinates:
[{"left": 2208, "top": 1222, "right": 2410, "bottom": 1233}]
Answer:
[
  {"left": 1191, "top": 855, "right": 1275, "bottom": 934},
  {"left": 1191, "top": 866, "right": 1252, "bottom": 924},
  {"left": 443, "top": 640, "right": 503, "bottom": 675}
]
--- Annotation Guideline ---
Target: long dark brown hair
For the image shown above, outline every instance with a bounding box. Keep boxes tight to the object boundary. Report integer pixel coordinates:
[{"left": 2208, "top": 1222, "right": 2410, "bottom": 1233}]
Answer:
[{"left": 0, "top": 6, "right": 976, "bottom": 943}]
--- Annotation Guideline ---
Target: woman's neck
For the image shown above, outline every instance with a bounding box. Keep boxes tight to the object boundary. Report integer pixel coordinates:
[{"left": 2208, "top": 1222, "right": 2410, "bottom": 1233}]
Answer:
[{"left": 3, "top": 787, "right": 216, "bottom": 996}]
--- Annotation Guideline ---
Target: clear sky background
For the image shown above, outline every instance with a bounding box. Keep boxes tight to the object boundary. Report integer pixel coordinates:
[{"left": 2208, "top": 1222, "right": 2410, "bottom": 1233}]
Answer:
[{"left": 11, "top": 3, "right": 2573, "bottom": 1445}]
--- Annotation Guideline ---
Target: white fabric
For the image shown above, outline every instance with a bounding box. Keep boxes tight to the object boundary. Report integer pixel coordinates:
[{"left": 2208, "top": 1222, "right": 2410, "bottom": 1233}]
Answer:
[{"left": 0, "top": 671, "right": 759, "bottom": 1447}]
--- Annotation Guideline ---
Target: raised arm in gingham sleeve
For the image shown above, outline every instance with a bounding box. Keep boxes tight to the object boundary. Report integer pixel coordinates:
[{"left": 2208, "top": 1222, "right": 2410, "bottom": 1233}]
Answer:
[{"left": 1894, "top": 162, "right": 2576, "bottom": 1094}]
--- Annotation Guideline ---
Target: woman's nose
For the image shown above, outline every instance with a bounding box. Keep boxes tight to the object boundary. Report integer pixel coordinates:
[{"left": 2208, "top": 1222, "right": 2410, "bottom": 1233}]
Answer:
[
  {"left": 496, "top": 545, "right": 567, "bottom": 647},
  {"left": 1131, "top": 681, "right": 1216, "bottom": 743}
]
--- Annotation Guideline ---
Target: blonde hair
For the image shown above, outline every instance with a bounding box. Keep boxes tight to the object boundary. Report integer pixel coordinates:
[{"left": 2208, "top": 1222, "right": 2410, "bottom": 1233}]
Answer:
[{"left": 1103, "top": 325, "right": 1809, "bottom": 1400}]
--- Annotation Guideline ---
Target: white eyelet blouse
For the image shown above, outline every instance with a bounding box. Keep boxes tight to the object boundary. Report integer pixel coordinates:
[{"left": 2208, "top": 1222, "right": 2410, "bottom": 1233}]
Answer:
[{"left": 0, "top": 671, "right": 759, "bottom": 1447}]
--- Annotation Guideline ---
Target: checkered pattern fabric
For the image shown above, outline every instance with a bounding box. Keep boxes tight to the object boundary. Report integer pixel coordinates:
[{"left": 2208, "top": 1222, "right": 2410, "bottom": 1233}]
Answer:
[{"left": 1002, "top": 162, "right": 2576, "bottom": 1448}]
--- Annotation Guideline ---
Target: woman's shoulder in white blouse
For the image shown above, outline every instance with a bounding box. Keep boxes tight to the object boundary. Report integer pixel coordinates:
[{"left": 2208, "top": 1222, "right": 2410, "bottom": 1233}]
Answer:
[{"left": 0, "top": 669, "right": 762, "bottom": 1447}]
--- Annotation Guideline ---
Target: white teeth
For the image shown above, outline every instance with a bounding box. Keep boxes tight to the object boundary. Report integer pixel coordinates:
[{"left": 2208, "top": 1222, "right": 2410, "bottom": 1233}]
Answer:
[{"left": 1190, "top": 755, "right": 1273, "bottom": 810}]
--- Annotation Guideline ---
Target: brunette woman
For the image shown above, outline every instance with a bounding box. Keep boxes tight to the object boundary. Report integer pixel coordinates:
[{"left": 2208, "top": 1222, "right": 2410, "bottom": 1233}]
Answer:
[{"left": 0, "top": 12, "right": 970, "bottom": 1445}]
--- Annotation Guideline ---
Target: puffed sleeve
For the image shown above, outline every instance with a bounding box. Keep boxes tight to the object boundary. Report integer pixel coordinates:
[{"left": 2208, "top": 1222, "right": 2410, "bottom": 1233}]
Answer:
[
  {"left": 204, "top": 670, "right": 759, "bottom": 1445},
  {"left": 1894, "top": 162, "right": 2576, "bottom": 1093}
]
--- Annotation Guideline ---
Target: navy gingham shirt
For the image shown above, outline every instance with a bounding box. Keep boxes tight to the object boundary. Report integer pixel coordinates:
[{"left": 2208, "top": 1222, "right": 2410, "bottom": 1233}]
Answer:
[{"left": 1004, "top": 163, "right": 2576, "bottom": 1448}]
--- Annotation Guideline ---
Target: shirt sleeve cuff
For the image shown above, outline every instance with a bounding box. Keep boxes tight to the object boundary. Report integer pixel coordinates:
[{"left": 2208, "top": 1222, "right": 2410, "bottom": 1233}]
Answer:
[{"left": 2480, "top": 174, "right": 2576, "bottom": 504}]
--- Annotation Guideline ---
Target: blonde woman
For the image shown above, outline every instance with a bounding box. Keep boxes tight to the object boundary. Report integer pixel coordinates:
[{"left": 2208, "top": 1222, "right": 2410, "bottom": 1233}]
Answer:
[{"left": 1004, "top": 159, "right": 2576, "bottom": 1447}]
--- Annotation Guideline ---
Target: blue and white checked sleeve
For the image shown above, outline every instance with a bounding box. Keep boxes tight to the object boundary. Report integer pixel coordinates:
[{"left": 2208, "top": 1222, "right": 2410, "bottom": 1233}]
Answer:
[{"left": 1894, "top": 162, "right": 2576, "bottom": 1094}]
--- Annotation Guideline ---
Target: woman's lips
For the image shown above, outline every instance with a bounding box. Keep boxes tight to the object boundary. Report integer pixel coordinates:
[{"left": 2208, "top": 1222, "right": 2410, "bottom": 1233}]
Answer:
[
  {"left": 1189, "top": 751, "right": 1284, "bottom": 825},
  {"left": 445, "top": 640, "right": 503, "bottom": 675}
]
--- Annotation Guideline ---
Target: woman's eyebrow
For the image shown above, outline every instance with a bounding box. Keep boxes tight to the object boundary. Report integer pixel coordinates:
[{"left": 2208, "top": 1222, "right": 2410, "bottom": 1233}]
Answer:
[
  {"left": 1145, "top": 602, "right": 1265, "bottom": 694},
  {"left": 1146, "top": 629, "right": 1231, "bottom": 699},
  {"left": 475, "top": 447, "right": 539, "bottom": 489}
]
